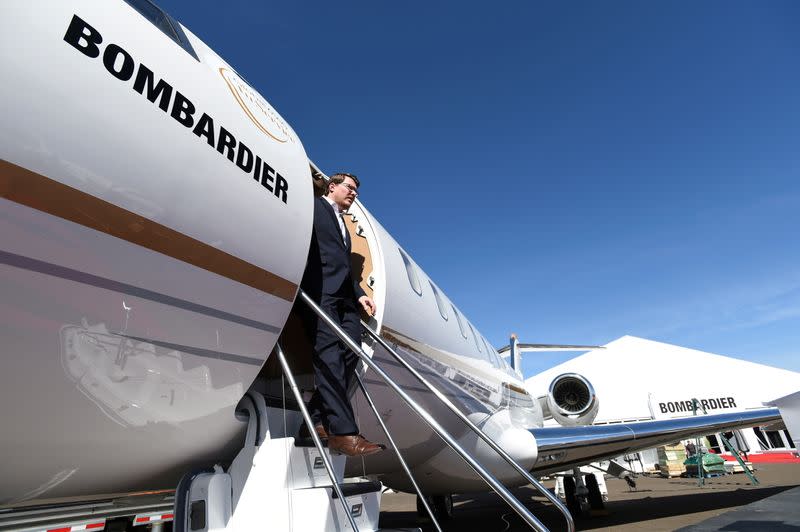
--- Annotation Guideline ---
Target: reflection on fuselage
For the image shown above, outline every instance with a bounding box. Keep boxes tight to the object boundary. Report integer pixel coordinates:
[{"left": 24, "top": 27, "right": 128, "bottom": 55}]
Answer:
[
  {"left": 61, "top": 321, "right": 243, "bottom": 427},
  {"left": 378, "top": 327, "right": 539, "bottom": 426}
]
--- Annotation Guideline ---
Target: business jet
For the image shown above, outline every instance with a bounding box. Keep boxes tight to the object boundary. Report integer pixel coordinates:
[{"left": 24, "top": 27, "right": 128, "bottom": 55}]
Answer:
[{"left": 0, "top": 1, "right": 783, "bottom": 530}]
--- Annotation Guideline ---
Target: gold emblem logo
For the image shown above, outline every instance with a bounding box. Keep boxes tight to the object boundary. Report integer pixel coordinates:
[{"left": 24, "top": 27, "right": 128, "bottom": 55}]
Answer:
[{"left": 220, "top": 67, "right": 293, "bottom": 143}]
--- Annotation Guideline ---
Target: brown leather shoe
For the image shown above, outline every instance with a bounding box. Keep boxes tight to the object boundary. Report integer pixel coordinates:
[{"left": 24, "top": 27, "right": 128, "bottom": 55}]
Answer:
[
  {"left": 327, "top": 434, "right": 386, "bottom": 457},
  {"left": 314, "top": 424, "right": 328, "bottom": 440},
  {"left": 299, "top": 423, "right": 329, "bottom": 441}
]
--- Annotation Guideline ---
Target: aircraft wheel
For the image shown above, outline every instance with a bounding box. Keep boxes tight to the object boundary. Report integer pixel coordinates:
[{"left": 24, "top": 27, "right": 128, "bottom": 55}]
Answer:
[
  {"left": 584, "top": 474, "right": 605, "bottom": 510},
  {"left": 416, "top": 494, "right": 454, "bottom": 521},
  {"left": 432, "top": 494, "right": 454, "bottom": 521},
  {"left": 562, "top": 476, "right": 581, "bottom": 516},
  {"left": 579, "top": 496, "right": 592, "bottom": 516},
  {"left": 415, "top": 495, "right": 429, "bottom": 518}
]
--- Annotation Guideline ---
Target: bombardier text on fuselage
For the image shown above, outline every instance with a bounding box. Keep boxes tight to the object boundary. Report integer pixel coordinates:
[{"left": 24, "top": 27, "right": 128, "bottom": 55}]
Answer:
[{"left": 63, "top": 14, "right": 290, "bottom": 204}]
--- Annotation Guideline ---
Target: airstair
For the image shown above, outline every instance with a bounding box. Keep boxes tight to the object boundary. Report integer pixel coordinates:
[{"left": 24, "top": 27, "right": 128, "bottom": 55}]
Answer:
[
  {"left": 173, "top": 290, "right": 575, "bottom": 532},
  {"left": 173, "top": 388, "right": 387, "bottom": 531}
]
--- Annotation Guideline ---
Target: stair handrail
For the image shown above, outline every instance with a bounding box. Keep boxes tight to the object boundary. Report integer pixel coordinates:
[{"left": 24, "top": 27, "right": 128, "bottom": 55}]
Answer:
[
  {"left": 274, "top": 343, "right": 360, "bottom": 532},
  {"left": 360, "top": 321, "right": 576, "bottom": 532},
  {"left": 354, "top": 373, "right": 443, "bottom": 532},
  {"left": 298, "top": 290, "right": 549, "bottom": 532}
]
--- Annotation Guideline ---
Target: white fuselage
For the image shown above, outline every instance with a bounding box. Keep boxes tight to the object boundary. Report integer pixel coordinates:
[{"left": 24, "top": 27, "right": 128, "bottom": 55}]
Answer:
[{"left": 1, "top": 0, "right": 539, "bottom": 506}]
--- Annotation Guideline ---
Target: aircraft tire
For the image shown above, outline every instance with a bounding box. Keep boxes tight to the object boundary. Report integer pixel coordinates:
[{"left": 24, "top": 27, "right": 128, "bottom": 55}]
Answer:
[
  {"left": 416, "top": 495, "right": 437, "bottom": 520},
  {"left": 562, "top": 476, "right": 581, "bottom": 516},
  {"left": 584, "top": 473, "right": 605, "bottom": 510},
  {"left": 416, "top": 494, "right": 454, "bottom": 521},
  {"left": 432, "top": 494, "right": 454, "bottom": 521},
  {"left": 415, "top": 495, "right": 428, "bottom": 518}
]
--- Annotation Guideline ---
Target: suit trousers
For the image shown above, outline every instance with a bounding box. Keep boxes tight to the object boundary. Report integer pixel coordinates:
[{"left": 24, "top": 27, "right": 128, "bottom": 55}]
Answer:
[{"left": 306, "top": 293, "right": 362, "bottom": 435}]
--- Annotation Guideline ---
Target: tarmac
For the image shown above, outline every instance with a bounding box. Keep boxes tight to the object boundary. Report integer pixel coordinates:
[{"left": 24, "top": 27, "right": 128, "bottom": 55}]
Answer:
[{"left": 377, "top": 462, "right": 800, "bottom": 531}]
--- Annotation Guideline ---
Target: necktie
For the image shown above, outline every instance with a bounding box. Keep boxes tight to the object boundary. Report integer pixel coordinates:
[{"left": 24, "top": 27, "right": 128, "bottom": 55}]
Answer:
[
  {"left": 333, "top": 205, "right": 347, "bottom": 244},
  {"left": 339, "top": 213, "right": 350, "bottom": 246}
]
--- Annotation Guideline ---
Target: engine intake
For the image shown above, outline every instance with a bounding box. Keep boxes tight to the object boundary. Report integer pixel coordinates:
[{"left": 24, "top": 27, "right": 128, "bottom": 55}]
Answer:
[{"left": 546, "top": 373, "right": 599, "bottom": 426}]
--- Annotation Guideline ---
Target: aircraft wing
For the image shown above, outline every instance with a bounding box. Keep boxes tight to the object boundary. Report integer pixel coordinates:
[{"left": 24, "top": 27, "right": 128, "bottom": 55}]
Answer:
[
  {"left": 497, "top": 343, "right": 602, "bottom": 354},
  {"left": 528, "top": 407, "right": 781, "bottom": 475}
]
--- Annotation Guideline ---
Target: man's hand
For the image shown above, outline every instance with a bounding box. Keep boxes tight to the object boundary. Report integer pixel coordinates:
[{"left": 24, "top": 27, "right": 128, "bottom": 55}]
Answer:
[{"left": 358, "top": 295, "right": 377, "bottom": 316}]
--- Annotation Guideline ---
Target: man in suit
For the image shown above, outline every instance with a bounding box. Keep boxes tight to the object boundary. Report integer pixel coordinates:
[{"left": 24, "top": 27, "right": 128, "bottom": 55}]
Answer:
[{"left": 300, "top": 172, "right": 384, "bottom": 457}]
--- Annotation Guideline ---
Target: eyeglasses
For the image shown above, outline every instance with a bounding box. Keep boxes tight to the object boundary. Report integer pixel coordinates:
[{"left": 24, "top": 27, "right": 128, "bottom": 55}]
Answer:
[{"left": 337, "top": 182, "right": 359, "bottom": 196}]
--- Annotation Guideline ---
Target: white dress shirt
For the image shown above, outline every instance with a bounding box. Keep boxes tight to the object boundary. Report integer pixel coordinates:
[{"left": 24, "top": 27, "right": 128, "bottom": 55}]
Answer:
[{"left": 323, "top": 196, "right": 348, "bottom": 243}]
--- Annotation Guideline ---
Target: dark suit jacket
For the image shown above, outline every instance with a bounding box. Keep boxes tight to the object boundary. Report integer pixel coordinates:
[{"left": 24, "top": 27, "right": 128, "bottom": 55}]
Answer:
[{"left": 301, "top": 196, "right": 366, "bottom": 302}]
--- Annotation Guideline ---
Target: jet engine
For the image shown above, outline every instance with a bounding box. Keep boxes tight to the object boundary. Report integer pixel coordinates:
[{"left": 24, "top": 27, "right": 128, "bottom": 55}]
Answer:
[{"left": 546, "top": 373, "right": 599, "bottom": 426}]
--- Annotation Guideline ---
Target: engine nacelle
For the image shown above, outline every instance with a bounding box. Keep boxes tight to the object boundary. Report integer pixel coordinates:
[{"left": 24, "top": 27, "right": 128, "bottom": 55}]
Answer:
[{"left": 546, "top": 373, "right": 599, "bottom": 426}]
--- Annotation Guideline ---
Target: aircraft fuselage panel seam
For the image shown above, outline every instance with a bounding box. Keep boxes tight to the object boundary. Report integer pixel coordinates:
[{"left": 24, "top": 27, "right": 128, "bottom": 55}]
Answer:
[{"left": 0, "top": 249, "right": 282, "bottom": 334}]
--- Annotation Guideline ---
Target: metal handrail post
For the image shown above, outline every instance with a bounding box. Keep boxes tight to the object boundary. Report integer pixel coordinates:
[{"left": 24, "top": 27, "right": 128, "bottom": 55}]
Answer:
[
  {"left": 274, "top": 343, "right": 360, "bottom": 531},
  {"left": 692, "top": 399, "right": 705, "bottom": 486},
  {"left": 354, "top": 374, "right": 443, "bottom": 532},
  {"left": 298, "top": 290, "right": 548, "bottom": 532},
  {"left": 361, "top": 322, "right": 575, "bottom": 532},
  {"left": 718, "top": 433, "right": 758, "bottom": 486}
]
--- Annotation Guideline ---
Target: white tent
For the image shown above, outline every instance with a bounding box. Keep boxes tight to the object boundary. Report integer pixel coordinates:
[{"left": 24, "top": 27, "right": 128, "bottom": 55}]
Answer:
[{"left": 525, "top": 335, "right": 799, "bottom": 468}]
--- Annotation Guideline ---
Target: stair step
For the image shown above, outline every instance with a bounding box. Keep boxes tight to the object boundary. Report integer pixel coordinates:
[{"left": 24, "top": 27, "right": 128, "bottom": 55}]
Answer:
[
  {"left": 331, "top": 480, "right": 382, "bottom": 499},
  {"left": 288, "top": 440, "right": 346, "bottom": 489},
  {"left": 294, "top": 437, "right": 329, "bottom": 448},
  {"left": 290, "top": 482, "right": 381, "bottom": 531}
]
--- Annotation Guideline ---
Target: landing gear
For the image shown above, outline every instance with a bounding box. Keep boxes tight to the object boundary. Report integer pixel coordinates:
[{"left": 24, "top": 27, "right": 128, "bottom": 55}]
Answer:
[
  {"left": 416, "top": 494, "right": 454, "bottom": 521},
  {"left": 562, "top": 475, "right": 582, "bottom": 516},
  {"left": 584, "top": 473, "right": 605, "bottom": 511},
  {"left": 562, "top": 471, "right": 605, "bottom": 517},
  {"left": 433, "top": 494, "right": 454, "bottom": 520}
]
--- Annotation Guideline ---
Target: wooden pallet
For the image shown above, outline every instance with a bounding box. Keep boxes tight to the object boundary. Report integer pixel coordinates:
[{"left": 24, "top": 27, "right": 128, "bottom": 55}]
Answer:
[{"left": 659, "top": 465, "right": 685, "bottom": 478}]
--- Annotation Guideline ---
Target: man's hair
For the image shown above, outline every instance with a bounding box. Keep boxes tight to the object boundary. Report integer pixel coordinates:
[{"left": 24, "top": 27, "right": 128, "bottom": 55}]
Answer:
[{"left": 327, "top": 172, "right": 360, "bottom": 194}]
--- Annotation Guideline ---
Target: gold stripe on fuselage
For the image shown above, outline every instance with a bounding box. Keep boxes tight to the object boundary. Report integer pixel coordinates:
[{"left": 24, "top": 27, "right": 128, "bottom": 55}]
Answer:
[{"left": 0, "top": 159, "right": 297, "bottom": 301}]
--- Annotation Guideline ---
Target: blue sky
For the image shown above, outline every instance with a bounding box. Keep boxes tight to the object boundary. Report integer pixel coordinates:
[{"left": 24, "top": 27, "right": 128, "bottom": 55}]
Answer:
[{"left": 158, "top": 1, "right": 800, "bottom": 375}]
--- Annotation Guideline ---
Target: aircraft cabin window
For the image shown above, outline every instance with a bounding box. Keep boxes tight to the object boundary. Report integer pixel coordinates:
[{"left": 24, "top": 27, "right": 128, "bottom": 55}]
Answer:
[
  {"left": 491, "top": 344, "right": 503, "bottom": 369},
  {"left": 429, "top": 282, "right": 448, "bottom": 321},
  {"left": 468, "top": 323, "right": 482, "bottom": 353},
  {"left": 483, "top": 338, "right": 501, "bottom": 368},
  {"left": 123, "top": 0, "right": 199, "bottom": 61},
  {"left": 501, "top": 355, "right": 513, "bottom": 373},
  {"left": 399, "top": 248, "right": 422, "bottom": 296},
  {"left": 451, "top": 305, "right": 468, "bottom": 339}
]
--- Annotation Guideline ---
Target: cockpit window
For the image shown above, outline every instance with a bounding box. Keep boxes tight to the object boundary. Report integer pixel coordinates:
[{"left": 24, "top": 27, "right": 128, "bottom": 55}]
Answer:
[{"left": 123, "top": 0, "right": 199, "bottom": 61}]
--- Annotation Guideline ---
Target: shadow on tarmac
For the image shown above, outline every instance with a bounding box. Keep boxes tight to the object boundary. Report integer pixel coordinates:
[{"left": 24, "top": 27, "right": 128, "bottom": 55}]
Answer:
[{"left": 379, "top": 483, "right": 798, "bottom": 531}]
